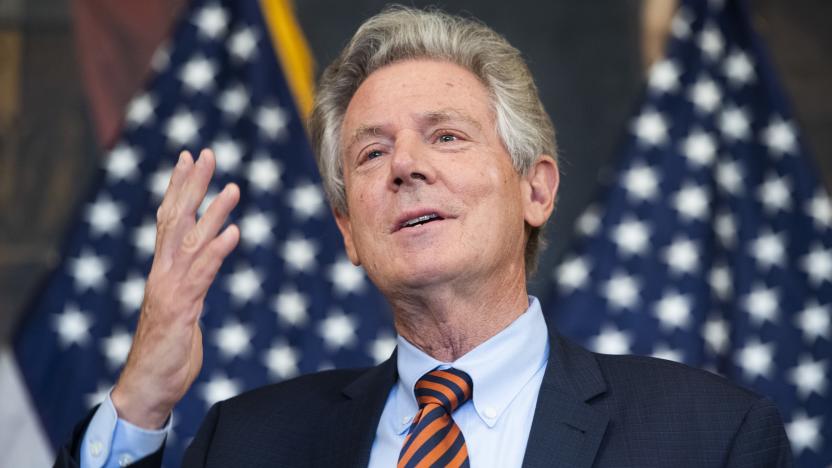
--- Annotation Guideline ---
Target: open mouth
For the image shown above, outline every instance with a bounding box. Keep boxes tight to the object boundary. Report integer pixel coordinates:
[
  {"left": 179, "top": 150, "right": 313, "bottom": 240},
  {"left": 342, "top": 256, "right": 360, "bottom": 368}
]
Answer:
[{"left": 399, "top": 213, "right": 444, "bottom": 230}]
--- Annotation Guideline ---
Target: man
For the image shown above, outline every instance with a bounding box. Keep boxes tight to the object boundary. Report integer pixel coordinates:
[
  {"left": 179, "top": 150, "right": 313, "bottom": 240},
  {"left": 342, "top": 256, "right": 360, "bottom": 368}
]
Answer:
[{"left": 58, "top": 7, "right": 792, "bottom": 468}]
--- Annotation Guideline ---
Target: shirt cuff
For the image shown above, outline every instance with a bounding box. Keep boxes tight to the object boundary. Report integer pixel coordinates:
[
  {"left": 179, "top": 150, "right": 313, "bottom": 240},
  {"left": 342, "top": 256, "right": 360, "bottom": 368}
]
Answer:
[{"left": 80, "top": 390, "right": 171, "bottom": 468}]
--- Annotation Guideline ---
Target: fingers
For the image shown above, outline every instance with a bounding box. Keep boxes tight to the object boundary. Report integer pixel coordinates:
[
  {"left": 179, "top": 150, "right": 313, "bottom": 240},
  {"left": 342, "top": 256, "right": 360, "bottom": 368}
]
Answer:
[
  {"left": 182, "top": 183, "right": 241, "bottom": 255},
  {"left": 184, "top": 224, "right": 240, "bottom": 303}
]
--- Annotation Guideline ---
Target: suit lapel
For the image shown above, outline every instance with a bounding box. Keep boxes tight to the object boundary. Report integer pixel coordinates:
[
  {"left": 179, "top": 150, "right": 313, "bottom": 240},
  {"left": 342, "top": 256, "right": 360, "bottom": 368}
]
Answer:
[
  {"left": 314, "top": 351, "right": 398, "bottom": 468},
  {"left": 522, "top": 330, "right": 609, "bottom": 468}
]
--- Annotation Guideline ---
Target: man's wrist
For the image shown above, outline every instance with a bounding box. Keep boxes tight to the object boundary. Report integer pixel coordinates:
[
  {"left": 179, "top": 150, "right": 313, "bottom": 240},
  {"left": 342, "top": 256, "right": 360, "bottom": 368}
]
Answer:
[{"left": 111, "top": 384, "right": 172, "bottom": 430}]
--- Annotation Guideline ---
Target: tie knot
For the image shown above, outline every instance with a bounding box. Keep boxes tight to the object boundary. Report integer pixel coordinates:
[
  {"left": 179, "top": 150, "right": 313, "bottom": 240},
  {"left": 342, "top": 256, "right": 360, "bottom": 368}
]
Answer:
[{"left": 414, "top": 367, "right": 473, "bottom": 413}]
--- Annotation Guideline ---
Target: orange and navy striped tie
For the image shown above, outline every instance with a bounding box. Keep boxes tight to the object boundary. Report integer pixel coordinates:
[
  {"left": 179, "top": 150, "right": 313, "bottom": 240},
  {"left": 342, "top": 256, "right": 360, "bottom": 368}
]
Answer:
[{"left": 398, "top": 367, "right": 473, "bottom": 468}]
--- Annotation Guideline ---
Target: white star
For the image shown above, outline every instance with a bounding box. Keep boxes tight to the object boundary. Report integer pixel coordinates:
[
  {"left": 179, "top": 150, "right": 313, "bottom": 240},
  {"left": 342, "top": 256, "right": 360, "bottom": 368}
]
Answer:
[
  {"left": 86, "top": 196, "right": 125, "bottom": 236},
  {"left": 225, "top": 267, "right": 262, "bottom": 304},
  {"left": 212, "top": 320, "right": 254, "bottom": 360},
  {"left": 328, "top": 257, "right": 366, "bottom": 295},
  {"left": 218, "top": 84, "right": 249, "bottom": 119},
  {"left": 262, "top": 341, "right": 299, "bottom": 380},
  {"left": 758, "top": 174, "right": 791, "bottom": 213},
  {"left": 229, "top": 26, "right": 258, "bottom": 62},
  {"left": 318, "top": 310, "right": 358, "bottom": 350},
  {"left": 612, "top": 218, "right": 650, "bottom": 256},
  {"left": 703, "top": 317, "right": 730, "bottom": 354},
  {"left": 743, "top": 284, "right": 779, "bottom": 326},
  {"left": 240, "top": 211, "right": 274, "bottom": 248},
  {"left": 289, "top": 183, "right": 325, "bottom": 219},
  {"left": 271, "top": 288, "right": 309, "bottom": 326},
  {"left": 670, "top": 7, "right": 693, "bottom": 39},
  {"left": 53, "top": 304, "right": 93, "bottom": 347},
  {"left": 68, "top": 251, "right": 108, "bottom": 291},
  {"left": 709, "top": 263, "right": 732, "bottom": 300},
  {"left": 698, "top": 23, "right": 724, "bottom": 60},
  {"left": 150, "top": 43, "right": 170, "bottom": 72},
  {"left": 165, "top": 110, "right": 199, "bottom": 147},
  {"left": 212, "top": 137, "right": 243, "bottom": 174},
  {"left": 368, "top": 333, "right": 397, "bottom": 364},
  {"left": 715, "top": 210, "right": 737, "bottom": 247},
  {"left": 125, "top": 94, "right": 155, "bottom": 127},
  {"left": 102, "top": 329, "right": 132, "bottom": 369},
  {"left": 802, "top": 244, "right": 832, "bottom": 286},
  {"left": 688, "top": 76, "right": 721, "bottom": 113},
  {"left": 750, "top": 230, "right": 785, "bottom": 270},
  {"left": 654, "top": 291, "right": 692, "bottom": 331},
  {"left": 648, "top": 60, "right": 681, "bottom": 93},
  {"left": 133, "top": 219, "right": 157, "bottom": 257},
  {"left": 556, "top": 256, "right": 590, "bottom": 292},
  {"left": 575, "top": 205, "right": 601, "bottom": 237},
  {"left": 199, "top": 374, "right": 242, "bottom": 407},
  {"left": 723, "top": 50, "right": 755, "bottom": 86},
  {"left": 247, "top": 155, "right": 282, "bottom": 192},
  {"left": 118, "top": 273, "right": 145, "bottom": 313},
  {"left": 622, "top": 163, "right": 659, "bottom": 201},
  {"left": 257, "top": 105, "right": 289, "bottom": 140},
  {"left": 148, "top": 165, "right": 173, "bottom": 200},
  {"left": 663, "top": 237, "right": 699, "bottom": 275},
  {"left": 674, "top": 184, "right": 710, "bottom": 221},
  {"left": 193, "top": 4, "right": 228, "bottom": 38},
  {"left": 681, "top": 130, "right": 716, "bottom": 167},
  {"left": 591, "top": 325, "right": 632, "bottom": 355},
  {"left": 106, "top": 145, "right": 140, "bottom": 181},
  {"left": 85, "top": 382, "right": 111, "bottom": 409},
  {"left": 795, "top": 301, "right": 830, "bottom": 343},
  {"left": 735, "top": 339, "right": 775, "bottom": 380},
  {"left": 806, "top": 190, "right": 832, "bottom": 230},
  {"left": 281, "top": 237, "right": 318, "bottom": 273},
  {"left": 651, "top": 344, "right": 684, "bottom": 363},
  {"left": 631, "top": 109, "right": 668, "bottom": 146},
  {"left": 603, "top": 271, "right": 640, "bottom": 310},
  {"left": 788, "top": 355, "right": 827, "bottom": 399},
  {"left": 762, "top": 117, "right": 797, "bottom": 156},
  {"left": 719, "top": 106, "right": 751, "bottom": 140},
  {"left": 179, "top": 56, "right": 216, "bottom": 93},
  {"left": 716, "top": 159, "right": 743, "bottom": 195},
  {"left": 786, "top": 412, "right": 823, "bottom": 455}
]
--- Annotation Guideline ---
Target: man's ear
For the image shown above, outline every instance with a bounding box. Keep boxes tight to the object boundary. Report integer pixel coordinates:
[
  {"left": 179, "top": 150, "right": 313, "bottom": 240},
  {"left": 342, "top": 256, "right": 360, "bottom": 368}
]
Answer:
[
  {"left": 333, "top": 208, "right": 361, "bottom": 266},
  {"left": 522, "top": 155, "right": 559, "bottom": 228}
]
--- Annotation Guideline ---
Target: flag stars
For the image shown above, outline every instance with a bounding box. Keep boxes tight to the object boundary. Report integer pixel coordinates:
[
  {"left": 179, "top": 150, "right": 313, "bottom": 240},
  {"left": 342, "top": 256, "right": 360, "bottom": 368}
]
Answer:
[
  {"left": 795, "top": 301, "right": 830, "bottom": 344},
  {"left": 654, "top": 291, "right": 692, "bottom": 331},
  {"left": 212, "top": 320, "right": 254, "bottom": 360},
  {"left": 786, "top": 412, "right": 823, "bottom": 455},
  {"left": 193, "top": 4, "right": 228, "bottom": 39},
  {"left": 750, "top": 231, "right": 785, "bottom": 270},
  {"left": 806, "top": 191, "right": 832, "bottom": 230},
  {"left": 271, "top": 288, "right": 309, "bottom": 326},
  {"left": 133, "top": 219, "right": 157, "bottom": 257},
  {"left": 648, "top": 60, "right": 681, "bottom": 93},
  {"left": 368, "top": 333, "right": 397, "bottom": 364},
  {"left": 575, "top": 205, "right": 601, "bottom": 238},
  {"left": 262, "top": 341, "right": 299, "bottom": 380},
  {"left": 229, "top": 26, "right": 258, "bottom": 62},
  {"left": 102, "top": 329, "right": 132, "bottom": 369},
  {"left": 53, "top": 305, "right": 93, "bottom": 347},
  {"left": 199, "top": 374, "right": 242, "bottom": 407},
  {"left": 318, "top": 310, "right": 358, "bottom": 350},
  {"left": 736, "top": 339, "right": 775, "bottom": 380},
  {"left": 688, "top": 76, "right": 721, "bottom": 113},
  {"left": 149, "top": 165, "right": 173, "bottom": 200},
  {"left": 758, "top": 174, "right": 791, "bottom": 213},
  {"left": 247, "top": 156, "right": 282, "bottom": 192},
  {"left": 281, "top": 237, "right": 318, "bottom": 273},
  {"left": 218, "top": 84, "right": 249, "bottom": 119},
  {"left": 715, "top": 210, "right": 737, "bottom": 247},
  {"left": 125, "top": 94, "right": 155, "bottom": 127},
  {"left": 556, "top": 256, "right": 590, "bottom": 292},
  {"left": 788, "top": 355, "right": 827, "bottom": 399},
  {"left": 118, "top": 274, "right": 146, "bottom": 313},
  {"left": 240, "top": 211, "right": 275, "bottom": 248},
  {"left": 663, "top": 237, "right": 699, "bottom": 275},
  {"left": 289, "top": 183, "right": 325, "bottom": 219},
  {"left": 106, "top": 145, "right": 140, "bottom": 181},
  {"left": 622, "top": 163, "right": 659, "bottom": 201},
  {"left": 86, "top": 196, "right": 125, "bottom": 236},
  {"left": 674, "top": 184, "right": 710, "bottom": 221},
  {"left": 716, "top": 160, "right": 743, "bottom": 195},
  {"left": 743, "top": 284, "right": 779, "bottom": 326},
  {"left": 212, "top": 137, "right": 243, "bottom": 174},
  {"left": 651, "top": 344, "right": 684, "bottom": 363},
  {"left": 718, "top": 106, "right": 750, "bottom": 140},
  {"left": 801, "top": 244, "right": 832, "bottom": 285},
  {"left": 165, "top": 110, "right": 200, "bottom": 147},
  {"left": 225, "top": 267, "right": 263, "bottom": 305},
  {"left": 709, "top": 263, "right": 733, "bottom": 300},
  {"left": 698, "top": 23, "right": 724, "bottom": 60},
  {"left": 328, "top": 257, "right": 366, "bottom": 295},
  {"left": 723, "top": 50, "right": 755, "bottom": 86},
  {"left": 179, "top": 56, "right": 217, "bottom": 93},
  {"left": 762, "top": 118, "right": 798, "bottom": 156},
  {"left": 612, "top": 218, "right": 650, "bottom": 256},
  {"left": 703, "top": 317, "right": 730, "bottom": 355},
  {"left": 257, "top": 105, "right": 289, "bottom": 140},
  {"left": 69, "top": 251, "right": 108, "bottom": 291},
  {"left": 603, "top": 272, "right": 640, "bottom": 310},
  {"left": 591, "top": 325, "right": 633, "bottom": 355},
  {"left": 681, "top": 130, "right": 716, "bottom": 167},
  {"left": 631, "top": 109, "right": 668, "bottom": 146}
]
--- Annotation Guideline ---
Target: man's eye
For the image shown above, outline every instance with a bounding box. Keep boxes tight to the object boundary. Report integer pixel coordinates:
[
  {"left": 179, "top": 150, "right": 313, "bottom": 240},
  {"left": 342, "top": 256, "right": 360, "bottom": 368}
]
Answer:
[
  {"left": 438, "top": 134, "right": 457, "bottom": 143},
  {"left": 366, "top": 150, "right": 383, "bottom": 160}
]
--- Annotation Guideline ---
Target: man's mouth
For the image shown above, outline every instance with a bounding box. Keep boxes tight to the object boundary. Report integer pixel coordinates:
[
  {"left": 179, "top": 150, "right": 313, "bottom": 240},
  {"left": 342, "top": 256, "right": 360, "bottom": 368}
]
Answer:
[{"left": 400, "top": 213, "right": 444, "bottom": 229}]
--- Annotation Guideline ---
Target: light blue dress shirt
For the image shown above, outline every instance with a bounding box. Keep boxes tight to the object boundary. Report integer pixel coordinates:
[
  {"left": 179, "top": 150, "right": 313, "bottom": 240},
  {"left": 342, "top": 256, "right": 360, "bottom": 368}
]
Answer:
[{"left": 81, "top": 296, "right": 549, "bottom": 467}]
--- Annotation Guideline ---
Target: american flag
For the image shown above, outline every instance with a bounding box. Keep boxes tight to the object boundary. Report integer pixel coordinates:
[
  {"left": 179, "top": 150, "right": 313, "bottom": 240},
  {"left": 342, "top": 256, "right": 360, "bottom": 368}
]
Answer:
[
  {"left": 547, "top": 0, "right": 830, "bottom": 465},
  {"left": 12, "top": 0, "right": 392, "bottom": 465}
]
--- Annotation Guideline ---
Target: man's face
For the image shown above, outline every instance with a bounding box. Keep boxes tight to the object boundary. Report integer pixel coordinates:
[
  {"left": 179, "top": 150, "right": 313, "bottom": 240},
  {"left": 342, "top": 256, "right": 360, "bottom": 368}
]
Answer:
[{"left": 335, "top": 59, "right": 541, "bottom": 294}]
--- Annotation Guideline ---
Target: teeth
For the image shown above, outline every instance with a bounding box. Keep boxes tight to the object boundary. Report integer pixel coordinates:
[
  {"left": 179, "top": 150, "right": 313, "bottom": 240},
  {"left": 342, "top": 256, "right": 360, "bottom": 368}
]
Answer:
[{"left": 402, "top": 213, "right": 438, "bottom": 228}]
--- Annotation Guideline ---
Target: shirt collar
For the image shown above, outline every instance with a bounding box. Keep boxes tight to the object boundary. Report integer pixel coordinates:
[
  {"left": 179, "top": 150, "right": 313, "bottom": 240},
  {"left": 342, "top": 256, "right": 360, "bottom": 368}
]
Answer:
[{"left": 392, "top": 296, "right": 549, "bottom": 432}]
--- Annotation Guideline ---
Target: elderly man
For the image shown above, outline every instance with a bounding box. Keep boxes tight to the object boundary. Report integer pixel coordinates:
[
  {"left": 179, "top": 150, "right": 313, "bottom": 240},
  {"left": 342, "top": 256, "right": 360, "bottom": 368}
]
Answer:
[{"left": 59, "top": 6, "right": 792, "bottom": 468}]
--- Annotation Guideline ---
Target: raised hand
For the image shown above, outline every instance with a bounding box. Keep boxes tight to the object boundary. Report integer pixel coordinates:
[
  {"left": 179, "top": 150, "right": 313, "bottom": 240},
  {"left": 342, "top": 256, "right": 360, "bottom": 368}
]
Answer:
[{"left": 111, "top": 149, "right": 240, "bottom": 429}]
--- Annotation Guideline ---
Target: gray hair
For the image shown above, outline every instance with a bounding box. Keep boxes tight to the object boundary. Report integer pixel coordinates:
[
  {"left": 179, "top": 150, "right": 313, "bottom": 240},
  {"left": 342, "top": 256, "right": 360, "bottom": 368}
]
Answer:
[{"left": 309, "top": 6, "right": 557, "bottom": 274}]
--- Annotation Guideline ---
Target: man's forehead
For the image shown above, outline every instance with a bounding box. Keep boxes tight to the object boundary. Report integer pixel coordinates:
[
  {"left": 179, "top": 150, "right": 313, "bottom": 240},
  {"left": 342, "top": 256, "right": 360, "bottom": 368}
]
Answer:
[{"left": 347, "top": 107, "right": 484, "bottom": 144}]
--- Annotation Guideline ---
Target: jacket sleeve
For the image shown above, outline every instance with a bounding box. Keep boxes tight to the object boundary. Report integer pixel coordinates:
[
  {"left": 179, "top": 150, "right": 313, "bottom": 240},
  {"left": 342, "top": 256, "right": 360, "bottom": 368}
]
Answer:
[
  {"left": 181, "top": 403, "right": 221, "bottom": 467},
  {"left": 723, "top": 397, "right": 793, "bottom": 468}
]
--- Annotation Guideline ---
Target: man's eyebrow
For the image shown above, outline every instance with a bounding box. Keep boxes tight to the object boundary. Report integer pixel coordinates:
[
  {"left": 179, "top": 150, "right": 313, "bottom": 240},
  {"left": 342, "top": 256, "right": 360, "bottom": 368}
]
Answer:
[
  {"left": 418, "top": 109, "right": 483, "bottom": 130},
  {"left": 349, "top": 125, "right": 386, "bottom": 147}
]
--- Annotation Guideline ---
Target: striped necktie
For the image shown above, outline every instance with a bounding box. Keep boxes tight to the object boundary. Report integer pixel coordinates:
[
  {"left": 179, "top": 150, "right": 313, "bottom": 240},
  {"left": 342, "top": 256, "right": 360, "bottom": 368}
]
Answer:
[{"left": 398, "top": 367, "right": 473, "bottom": 468}]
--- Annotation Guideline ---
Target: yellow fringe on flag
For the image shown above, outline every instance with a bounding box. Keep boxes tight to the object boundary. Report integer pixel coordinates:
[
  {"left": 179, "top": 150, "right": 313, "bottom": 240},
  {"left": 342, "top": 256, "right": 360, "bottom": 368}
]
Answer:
[{"left": 259, "top": 0, "right": 315, "bottom": 122}]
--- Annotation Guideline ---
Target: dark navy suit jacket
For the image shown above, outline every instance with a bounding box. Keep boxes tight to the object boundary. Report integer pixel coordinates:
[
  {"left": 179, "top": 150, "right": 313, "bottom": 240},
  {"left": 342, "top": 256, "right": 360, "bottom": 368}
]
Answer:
[{"left": 55, "top": 328, "right": 793, "bottom": 467}]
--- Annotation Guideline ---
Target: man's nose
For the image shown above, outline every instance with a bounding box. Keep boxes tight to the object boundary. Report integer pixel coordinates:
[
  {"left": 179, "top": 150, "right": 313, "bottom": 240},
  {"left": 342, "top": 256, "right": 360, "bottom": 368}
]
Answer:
[{"left": 389, "top": 134, "right": 436, "bottom": 188}]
